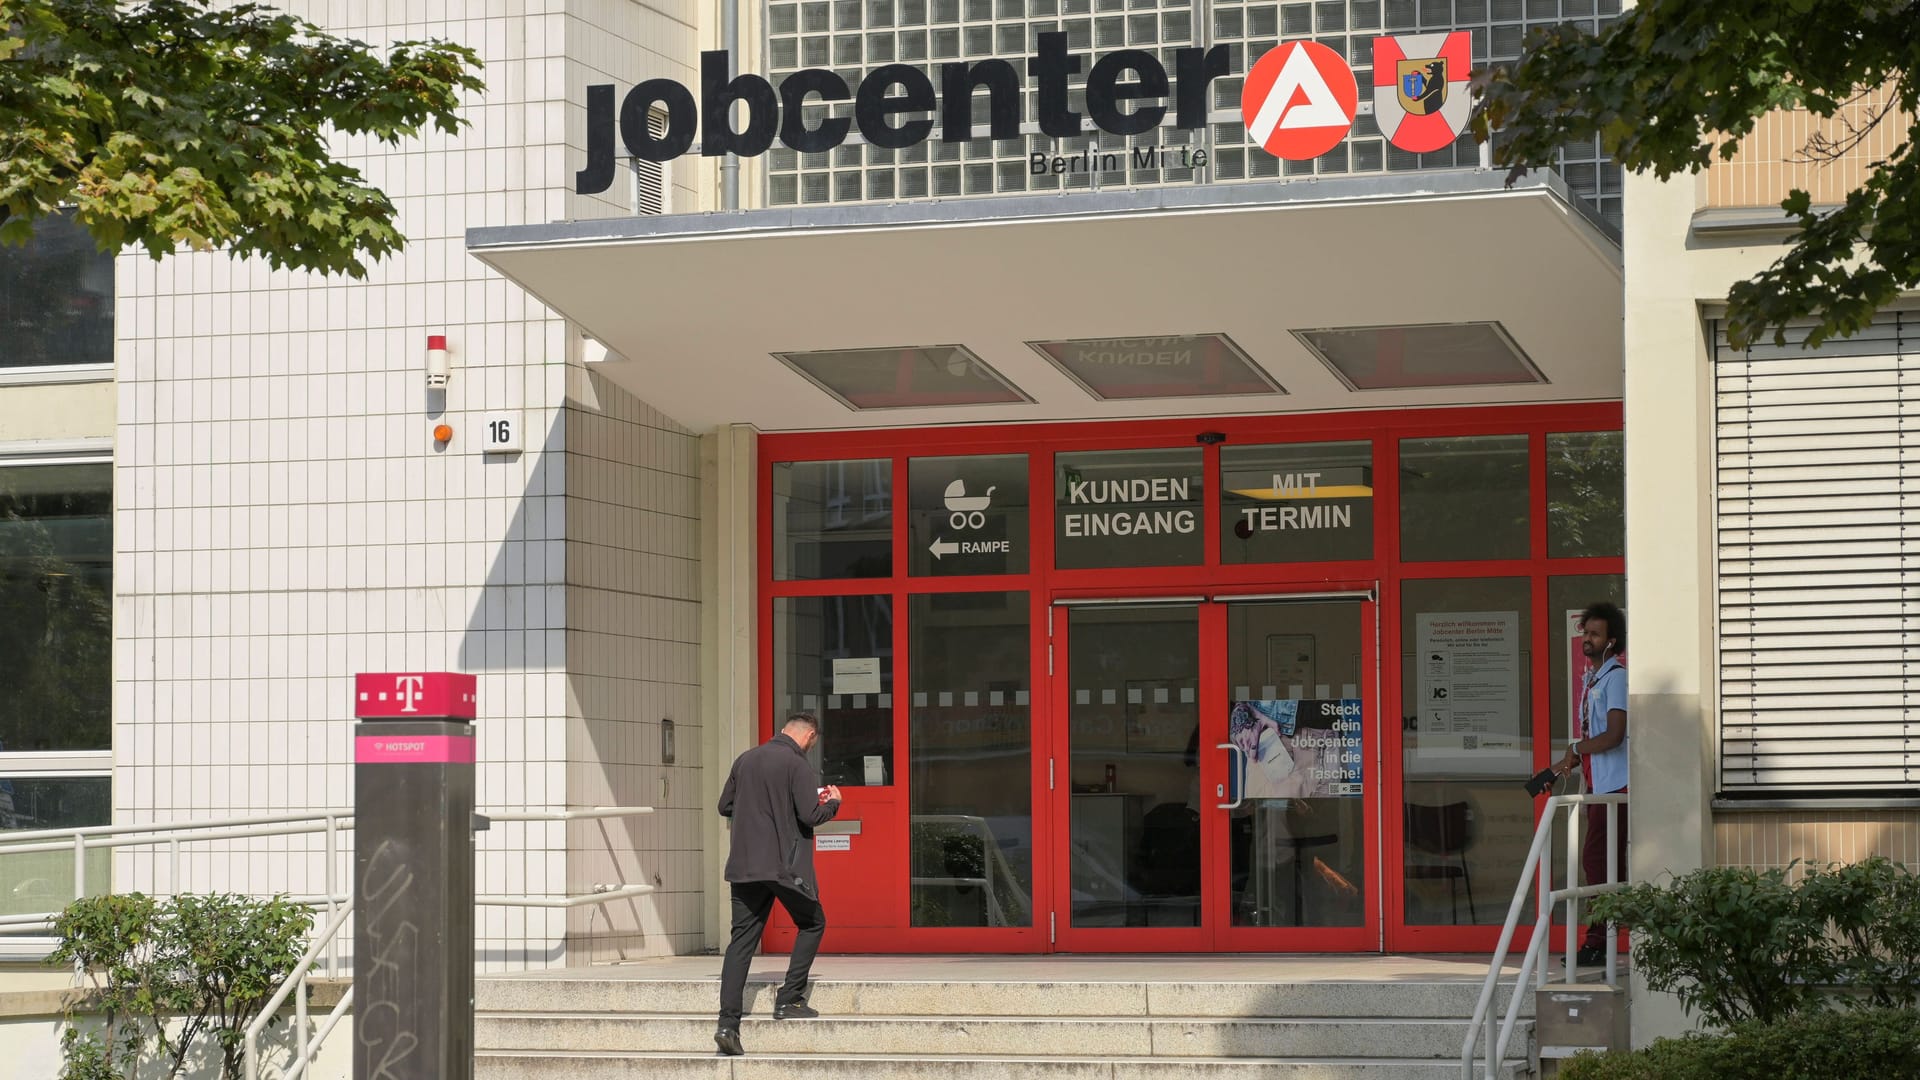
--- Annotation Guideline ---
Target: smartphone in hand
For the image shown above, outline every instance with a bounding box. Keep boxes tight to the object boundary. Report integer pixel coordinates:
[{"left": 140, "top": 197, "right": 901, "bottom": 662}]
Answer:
[{"left": 1524, "top": 767, "right": 1559, "bottom": 797}]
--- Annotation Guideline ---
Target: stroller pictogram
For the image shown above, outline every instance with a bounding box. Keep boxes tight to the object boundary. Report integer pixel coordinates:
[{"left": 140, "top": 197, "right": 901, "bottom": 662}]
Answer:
[{"left": 944, "top": 479, "right": 995, "bottom": 530}]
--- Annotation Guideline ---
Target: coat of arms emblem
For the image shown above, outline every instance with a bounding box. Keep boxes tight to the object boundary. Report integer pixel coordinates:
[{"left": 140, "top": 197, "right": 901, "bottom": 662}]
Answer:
[
  {"left": 1373, "top": 33, "right": 1472, "bottom": 154},
  {"left": 1398, "top": 57, "right": 1448, "bottom": 116}
]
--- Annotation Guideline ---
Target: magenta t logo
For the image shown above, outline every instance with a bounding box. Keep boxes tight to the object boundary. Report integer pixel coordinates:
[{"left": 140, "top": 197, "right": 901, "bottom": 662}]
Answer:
[
  {"left": 395, "top": 675, "right": 426, "bottom": 713},
  {"left": 355, "top": 673, "right": 475, "bottom": 720}
]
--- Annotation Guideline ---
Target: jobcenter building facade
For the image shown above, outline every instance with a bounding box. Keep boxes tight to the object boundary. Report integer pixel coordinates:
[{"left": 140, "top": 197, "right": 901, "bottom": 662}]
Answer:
[
  {"left": 473, "top": 0, "right": 1630, "bottom": 961},
  {"left": 0, "top": 0, "right": 1914, "bottom": 1048}
]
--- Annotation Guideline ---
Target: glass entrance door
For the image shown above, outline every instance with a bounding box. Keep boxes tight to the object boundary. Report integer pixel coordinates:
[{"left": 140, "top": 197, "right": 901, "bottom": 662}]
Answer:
[
  {"left": 1052, "top": 600, "right": 1208, "bottom": 950},
  {"left": 1215, "top": 596, "right": 1379, "bottom": 951},
  {"left": 1050, "top": 593, "right": 1379, "bottom": 951}
]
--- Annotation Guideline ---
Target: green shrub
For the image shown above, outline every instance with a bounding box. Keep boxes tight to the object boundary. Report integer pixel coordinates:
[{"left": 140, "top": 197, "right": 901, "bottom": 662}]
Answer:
[
  {"left": 1798, "top": 857, "right": 1920, "bottom": 1009},
  {"left": 1586, "top": 863, "right": 1833, "bottom": 1026},
  {"left": 1586, "top": 856, "right": 1920, "bottom": 1027},
  {"left": 1555, "top": 1035, "right": 1720, "bottom": 1080},
  {"left": 1558, "top": 1007, "right": 1920, "bottom": 1080},
  {"left": 49, "top": 892, "right": 313, "bottom": 1080}
]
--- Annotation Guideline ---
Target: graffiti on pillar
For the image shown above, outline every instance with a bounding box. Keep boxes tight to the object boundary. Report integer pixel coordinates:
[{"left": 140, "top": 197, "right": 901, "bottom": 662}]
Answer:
[{"left": 357, "top": 839, "right": 421, "bottom": 1079}]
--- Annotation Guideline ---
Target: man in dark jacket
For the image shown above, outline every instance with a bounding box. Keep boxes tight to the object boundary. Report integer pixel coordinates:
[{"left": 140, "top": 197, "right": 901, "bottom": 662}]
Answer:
[{"left": 713, "top": 711, "right": 842, "bottom": 1056}]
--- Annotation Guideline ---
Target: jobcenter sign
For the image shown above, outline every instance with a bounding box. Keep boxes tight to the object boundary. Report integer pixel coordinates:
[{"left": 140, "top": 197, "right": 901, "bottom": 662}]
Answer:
[
  {"left": 575, "top": 34, "right": 1229, "bottom": 194},
  {"left": 574, "top": 32, "right": 1474, "bottom": 193}
]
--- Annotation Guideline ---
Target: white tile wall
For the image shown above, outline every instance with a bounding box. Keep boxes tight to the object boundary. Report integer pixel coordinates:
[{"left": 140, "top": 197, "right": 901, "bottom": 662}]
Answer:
[
  {"left": 561, "top": 369, "right": 704, "bottom": 961},
  {"left": 112, "top": 0, "right": 704, "bottom": 970}
]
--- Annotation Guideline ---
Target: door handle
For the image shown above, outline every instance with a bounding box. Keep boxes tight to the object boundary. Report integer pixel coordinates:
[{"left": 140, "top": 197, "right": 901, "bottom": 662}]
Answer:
[{"left": 1214, "top": 742, "right": 1245, "bottom": 810}]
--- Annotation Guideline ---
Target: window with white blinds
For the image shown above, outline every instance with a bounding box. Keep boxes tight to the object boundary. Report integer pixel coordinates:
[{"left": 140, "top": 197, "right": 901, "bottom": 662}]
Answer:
[
  {"left": 629, "top": 109, "right": 670, "bottom": 216},
  {"left": 1714, "top": 315, "right": 1920, "bottom": 794}
]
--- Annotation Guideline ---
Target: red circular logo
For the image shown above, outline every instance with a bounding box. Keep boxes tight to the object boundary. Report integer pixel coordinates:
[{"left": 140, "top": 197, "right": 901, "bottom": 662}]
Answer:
[{"left": 1240, "top": 42, "right": 1358, "bottom": 161}]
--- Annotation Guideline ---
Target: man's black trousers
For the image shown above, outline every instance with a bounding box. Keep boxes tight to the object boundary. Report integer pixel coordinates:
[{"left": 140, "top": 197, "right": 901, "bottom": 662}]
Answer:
[{"left": 718, "top": 880, "right": 826, "bottom": 1027}]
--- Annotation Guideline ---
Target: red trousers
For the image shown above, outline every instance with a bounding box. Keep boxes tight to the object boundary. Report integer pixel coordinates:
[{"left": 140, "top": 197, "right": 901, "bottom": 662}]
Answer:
[{"left": 1581, "top": 796, "right": 1628, "bottom": 950}]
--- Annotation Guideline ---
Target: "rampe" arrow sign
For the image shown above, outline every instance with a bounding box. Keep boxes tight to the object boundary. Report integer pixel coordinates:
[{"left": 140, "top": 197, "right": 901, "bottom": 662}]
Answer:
[{"left": 929, "top": 538, "right": 959, "bottom": 559}]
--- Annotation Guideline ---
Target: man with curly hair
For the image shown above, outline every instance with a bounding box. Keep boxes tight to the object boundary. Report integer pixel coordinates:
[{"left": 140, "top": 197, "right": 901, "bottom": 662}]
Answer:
[{"left": 1555, "top": 601, "right": 1628, "bottom": 966}]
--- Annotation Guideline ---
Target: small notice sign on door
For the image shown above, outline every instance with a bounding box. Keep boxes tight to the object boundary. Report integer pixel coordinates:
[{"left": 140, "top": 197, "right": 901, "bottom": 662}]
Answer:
[
  {"left": 816, "top": 834, "right": 851, "bottom": 852},
  {"left": 831, "top": 657, "right": 882, "bottom": 695}
]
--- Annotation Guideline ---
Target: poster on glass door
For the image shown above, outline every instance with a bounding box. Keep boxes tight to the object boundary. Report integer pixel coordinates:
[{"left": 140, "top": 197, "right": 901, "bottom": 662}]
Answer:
[
  {"left": 1411, "top": 610, "right": 1531, "bottom": 775},
  {"left": 1228, "top": 699, "right": 1363, "bottom": 798}
]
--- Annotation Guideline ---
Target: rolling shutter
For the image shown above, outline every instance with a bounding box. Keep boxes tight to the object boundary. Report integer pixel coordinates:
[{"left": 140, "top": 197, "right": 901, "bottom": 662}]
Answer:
[{"left": 1715, "top": 314, "right": 1920, "bottom": 792}]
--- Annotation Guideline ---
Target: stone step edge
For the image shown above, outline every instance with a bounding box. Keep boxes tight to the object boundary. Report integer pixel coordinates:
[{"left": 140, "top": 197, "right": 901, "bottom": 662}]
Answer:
[
  {"left": 476, "top": 978, "right": 1521, "bottom": 988},
  {"left": 474, "top": 981, "right": 1531, "bottom": 1007},
  {"left": 474, "top": 979, "right": 1530, "bottom": 996},
  {"left": 481, "top": 1011, "right": 1530, "bottom": 1026},
  {"left": 477, "top": 1049, "right": 1533, "bottom": 1065}
]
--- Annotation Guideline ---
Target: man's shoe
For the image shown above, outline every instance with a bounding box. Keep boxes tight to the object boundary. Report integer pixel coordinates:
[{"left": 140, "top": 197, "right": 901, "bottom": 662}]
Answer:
[
  {"left": 773, "top": 1002, "right": 820, "bottom": 1020},
  {"left": 1575, "top": 944, "right": 1607, "bottom": 966},
  {"left": 714, "top": 1028, "right": 744, "bottom": 1056}
]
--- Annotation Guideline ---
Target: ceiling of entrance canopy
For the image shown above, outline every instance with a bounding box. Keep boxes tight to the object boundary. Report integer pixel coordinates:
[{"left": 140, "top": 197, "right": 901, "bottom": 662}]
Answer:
[{"left": 467, "top": 172, "right": 1622, "bottom": 433}]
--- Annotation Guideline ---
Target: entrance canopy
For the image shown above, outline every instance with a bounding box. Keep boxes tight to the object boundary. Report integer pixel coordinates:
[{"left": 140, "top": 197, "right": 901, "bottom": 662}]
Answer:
[{"left": 467, "top": 171, "right": 1621, "bottom": 432}]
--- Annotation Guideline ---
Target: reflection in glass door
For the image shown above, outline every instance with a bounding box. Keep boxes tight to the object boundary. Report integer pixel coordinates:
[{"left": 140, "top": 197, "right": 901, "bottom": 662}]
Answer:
[
  {"left": 1218, "top": 598, "right": 1375, "bottom": 947},
  {"left": 1058, "top": 602, "right": 1204, "bottom": 944},
  {"left": 908, "top": 592, "right": 1036, "bottom": 931},
  {"left": 1397, "top": 579, "right": 1530, "bottom": 931},
  {"left": 1052, "top": 595, "right": 1377, "bottom": 950}
]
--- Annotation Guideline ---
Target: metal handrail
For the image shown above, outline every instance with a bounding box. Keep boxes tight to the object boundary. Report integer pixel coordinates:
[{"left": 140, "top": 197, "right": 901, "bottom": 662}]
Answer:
[
  {"left": 2, "top": 803, "right": 658, "bottom": 1078},
  {"left": 476, "top": 883, "right": 656, "bottom": 907},
  {"left": 0, "top": 805, "right": 661, "bottom": 934},
  {"left": 0, "top": 820, "right": 342, "bottom": 856},
  {"left": 242, "top": 897, "right": 355, "bottom": 1080},
  {"left": 0, "top": 893, "right": 347, "bottom": 932},
  {"left": 0, "top": 810, "right": 354, "bottom": 845},
  {"left": 0, "top": 809, "right": 356, "bottom": 981},
  {"left": 1460, "top": 792, "right": 1628, "bottom": 1080},
  {"left": 288, "top": 986, "right": 352, "bottom": 1080},
  {"left": 228, "top": 805, "right": 656, "bottom": 1080},
  {"left": 485, "top": 806, "right": 656, "bottom": 822}
]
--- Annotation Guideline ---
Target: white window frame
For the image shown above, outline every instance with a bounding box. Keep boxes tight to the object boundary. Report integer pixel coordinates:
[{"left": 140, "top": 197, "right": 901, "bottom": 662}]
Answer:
[
  {"left": 0, "top": 362, "right": 114, "bottom": 386},
  {"left": 0, "top": 448, "right": 115, "bottom": 954},
  {"left": 1, "top": 206, "right": 116, "bottom": 379}
]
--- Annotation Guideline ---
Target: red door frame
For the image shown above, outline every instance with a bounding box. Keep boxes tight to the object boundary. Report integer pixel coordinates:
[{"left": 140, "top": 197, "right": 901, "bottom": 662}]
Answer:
[
  {"left": 758, "top": 402, "right": 1623, "bottom": 955},
  {"left": 1209, "top": 590, "right": 1383, "bottom": 953},
  {"left": 1046, "top": 587, "right": 1382, "bottom": 953},
  {"left": 1048, "top": 596, "right": 1212, "bottom": 953}
]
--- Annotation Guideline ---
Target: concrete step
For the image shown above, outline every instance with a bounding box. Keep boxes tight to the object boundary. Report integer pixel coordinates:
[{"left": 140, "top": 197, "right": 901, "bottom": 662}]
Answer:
[
  {"left": 477, "top": 1049, "right": 1531, "bottom": 1080},
  {"left": 476, "top": 1012, "right": 1531, "bottom": 1060},
  {"left": 474, "top": 978, "right": 1531, "bottom": 1020}
]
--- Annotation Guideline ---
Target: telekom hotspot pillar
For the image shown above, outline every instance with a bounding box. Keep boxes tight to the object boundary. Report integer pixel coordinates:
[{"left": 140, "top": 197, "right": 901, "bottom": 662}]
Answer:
[{"left": 351, "top": 672, "right": 478, "bottom": 1080}]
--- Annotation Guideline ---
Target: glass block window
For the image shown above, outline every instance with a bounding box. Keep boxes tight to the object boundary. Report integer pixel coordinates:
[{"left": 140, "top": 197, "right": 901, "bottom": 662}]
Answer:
[{"left": 762, "top": 0, "right": 1623, "bottom": 229}]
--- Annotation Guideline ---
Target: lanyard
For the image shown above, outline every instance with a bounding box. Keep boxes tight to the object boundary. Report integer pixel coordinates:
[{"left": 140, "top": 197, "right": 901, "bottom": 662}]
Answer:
[{"left": 1582, "top": 662, "right": 1615, "bottom": 738}]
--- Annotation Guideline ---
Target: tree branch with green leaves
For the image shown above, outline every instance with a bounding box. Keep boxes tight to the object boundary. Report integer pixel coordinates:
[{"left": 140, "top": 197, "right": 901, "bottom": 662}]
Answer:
[
  {"left": 1472, "top": 0, "right": 1920, "bottom": 348},
  {"left": 0, "top": 0, "right": 483, "bottom": 277}
]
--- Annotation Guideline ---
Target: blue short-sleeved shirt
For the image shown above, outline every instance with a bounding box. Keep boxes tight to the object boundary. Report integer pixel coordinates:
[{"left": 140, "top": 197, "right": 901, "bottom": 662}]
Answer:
[{"left": 1582, "top": 657, "right": 1628, "bottom": 794}]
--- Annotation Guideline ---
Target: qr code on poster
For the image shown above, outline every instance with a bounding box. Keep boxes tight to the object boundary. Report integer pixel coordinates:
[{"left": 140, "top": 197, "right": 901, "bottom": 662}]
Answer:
[{"left": 1462, "top": 735, "right": 1479, "bottom": 750}]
